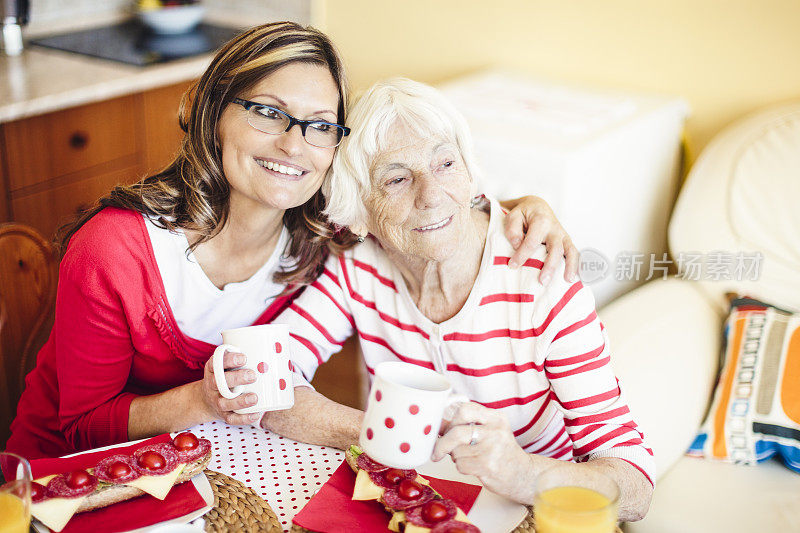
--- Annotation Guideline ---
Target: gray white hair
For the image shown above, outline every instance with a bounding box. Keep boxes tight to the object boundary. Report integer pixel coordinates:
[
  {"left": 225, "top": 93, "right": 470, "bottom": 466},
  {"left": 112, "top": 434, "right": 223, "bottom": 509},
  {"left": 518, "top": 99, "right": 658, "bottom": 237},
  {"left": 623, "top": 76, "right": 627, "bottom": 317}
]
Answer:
[{"left": 322, "top": 77, "right": 482, "bottom": 229}]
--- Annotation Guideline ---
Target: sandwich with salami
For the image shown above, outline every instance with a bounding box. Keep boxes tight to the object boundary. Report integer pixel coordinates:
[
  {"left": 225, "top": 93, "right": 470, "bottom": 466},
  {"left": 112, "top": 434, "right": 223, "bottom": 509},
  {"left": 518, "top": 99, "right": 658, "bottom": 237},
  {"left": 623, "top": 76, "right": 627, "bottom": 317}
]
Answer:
[
  {"left": 29, "top": 432, "right": 212, "bottom": 532},
  {"left": 346, "top": 445, "right": 480, "bottom": 533}
]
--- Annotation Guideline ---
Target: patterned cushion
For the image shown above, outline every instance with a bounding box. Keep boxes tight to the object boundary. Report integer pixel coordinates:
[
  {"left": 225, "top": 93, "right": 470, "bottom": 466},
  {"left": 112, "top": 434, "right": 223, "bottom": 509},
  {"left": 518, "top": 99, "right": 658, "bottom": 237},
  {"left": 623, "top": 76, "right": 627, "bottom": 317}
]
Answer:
[{"left": 688, "top": 297, "right": 800, "bottom": 472}]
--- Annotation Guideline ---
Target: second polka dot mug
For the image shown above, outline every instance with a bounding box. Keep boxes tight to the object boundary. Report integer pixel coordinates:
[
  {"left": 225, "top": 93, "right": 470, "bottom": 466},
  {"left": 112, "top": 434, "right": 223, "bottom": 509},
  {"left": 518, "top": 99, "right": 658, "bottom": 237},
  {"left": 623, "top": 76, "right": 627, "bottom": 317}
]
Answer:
[
  {"left": 359, "top": 361, "right": 468, "bottom": 469},
  {"left": 212, "top": 324, "right": 295, "bottom": 414}
]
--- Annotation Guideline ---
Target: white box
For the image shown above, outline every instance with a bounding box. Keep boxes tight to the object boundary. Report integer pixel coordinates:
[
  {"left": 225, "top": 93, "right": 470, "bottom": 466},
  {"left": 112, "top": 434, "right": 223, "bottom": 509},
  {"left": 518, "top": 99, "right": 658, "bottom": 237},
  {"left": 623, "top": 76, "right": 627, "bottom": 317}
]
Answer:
[{"left": 439, "top": 71, "right": 689, "bottom": 307}]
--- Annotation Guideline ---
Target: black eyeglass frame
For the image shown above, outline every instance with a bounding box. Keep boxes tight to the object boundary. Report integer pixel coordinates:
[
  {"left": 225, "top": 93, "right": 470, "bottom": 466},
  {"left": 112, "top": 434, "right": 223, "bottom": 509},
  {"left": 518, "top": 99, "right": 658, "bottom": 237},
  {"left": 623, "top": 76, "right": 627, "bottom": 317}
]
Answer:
[{"left": 231, "top": 97, "right": 351, "bottom": 147}]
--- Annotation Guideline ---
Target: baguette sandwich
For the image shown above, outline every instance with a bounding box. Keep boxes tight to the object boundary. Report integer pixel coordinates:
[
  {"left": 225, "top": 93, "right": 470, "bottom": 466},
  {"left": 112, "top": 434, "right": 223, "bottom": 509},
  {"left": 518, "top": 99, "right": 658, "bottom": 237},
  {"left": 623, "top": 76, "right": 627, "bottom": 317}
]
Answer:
[
  {"left": 30, "top": 432, "right": 212, "bottom": 532},
  {"left": 346, "top": 445, "right": 480, "bottom": 533}
]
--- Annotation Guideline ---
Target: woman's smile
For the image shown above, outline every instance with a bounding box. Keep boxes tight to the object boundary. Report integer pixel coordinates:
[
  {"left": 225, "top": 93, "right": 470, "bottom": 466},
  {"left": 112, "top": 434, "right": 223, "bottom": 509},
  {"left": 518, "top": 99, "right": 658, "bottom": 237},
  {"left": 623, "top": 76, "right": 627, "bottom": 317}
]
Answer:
[
  {"left": 413, "top": 215, "right": 454, "bottom": 232},
  {"left": 254, "top": 157, "right": 309, "bottom": 180}
]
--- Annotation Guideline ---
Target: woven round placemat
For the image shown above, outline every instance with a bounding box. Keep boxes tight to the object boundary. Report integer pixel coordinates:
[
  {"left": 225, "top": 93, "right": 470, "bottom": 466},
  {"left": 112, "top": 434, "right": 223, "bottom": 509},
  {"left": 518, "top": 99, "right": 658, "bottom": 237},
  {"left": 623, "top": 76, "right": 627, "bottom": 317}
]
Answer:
[
  {"left": 512, "top": 506, "right": 623, "bottom": 533},
  {"left": 512, "top": 506, "right": 537, "bottom": 533},
  {"left": 203, "top": 470, "right": 283, "bottom": 533}
]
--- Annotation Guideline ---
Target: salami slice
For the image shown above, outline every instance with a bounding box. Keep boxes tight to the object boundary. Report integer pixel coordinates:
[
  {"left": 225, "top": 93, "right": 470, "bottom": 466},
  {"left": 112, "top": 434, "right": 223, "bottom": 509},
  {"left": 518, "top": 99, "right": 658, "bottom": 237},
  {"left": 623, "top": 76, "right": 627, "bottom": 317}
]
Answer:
[
  {"left": 431, "top": 520, "right": 481, "bottom": 533},
  {"left": 382, "top": 483, "right": 435, "bottom": 510},
  {"left": 356, "top": 453, "right": 390, "bottom": 473},
  {"left": 173, "top": 437, "right": 212, "bottom": 464},
  {"left": 368, "top": 467, "right": 417, "bottom": 488},
  {"left": 132, "top": 443, "right": 179, "bottom": 476},
  {"left": 45, "top": 471, "right": 98, "bottom": 499},
  {"left": 406, "top": 498, "right": 457, "bottom": 528},
  {"left": 94, "top": 454, "right": 141, "bottom": 484}
]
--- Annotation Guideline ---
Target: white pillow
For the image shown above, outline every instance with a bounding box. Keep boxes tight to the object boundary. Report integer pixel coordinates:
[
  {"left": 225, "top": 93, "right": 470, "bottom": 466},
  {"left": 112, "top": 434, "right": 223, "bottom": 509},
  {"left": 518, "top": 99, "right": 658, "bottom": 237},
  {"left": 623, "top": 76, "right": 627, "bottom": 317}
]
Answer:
[{"left": 599, "top": 277, "right": 723, "bottom": 478}]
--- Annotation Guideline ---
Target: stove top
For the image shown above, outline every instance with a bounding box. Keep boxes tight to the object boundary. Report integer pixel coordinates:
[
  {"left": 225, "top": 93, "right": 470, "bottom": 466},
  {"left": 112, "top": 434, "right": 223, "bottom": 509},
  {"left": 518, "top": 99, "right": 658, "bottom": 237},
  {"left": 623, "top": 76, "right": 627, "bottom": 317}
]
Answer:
[{"left": 30, "top": 21, "right": 241, "bottom": 66}]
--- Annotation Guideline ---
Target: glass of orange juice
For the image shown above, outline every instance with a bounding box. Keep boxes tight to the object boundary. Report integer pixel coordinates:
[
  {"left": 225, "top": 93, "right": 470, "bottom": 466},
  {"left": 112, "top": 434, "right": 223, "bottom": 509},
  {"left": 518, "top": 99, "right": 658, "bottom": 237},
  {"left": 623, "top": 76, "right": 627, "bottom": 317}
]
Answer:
[
  {"left": 0, "top": 452, "right": 31, "bottom": 533},
  {"left": 534, "top": 464, "right": 619, "bottom": 533}
]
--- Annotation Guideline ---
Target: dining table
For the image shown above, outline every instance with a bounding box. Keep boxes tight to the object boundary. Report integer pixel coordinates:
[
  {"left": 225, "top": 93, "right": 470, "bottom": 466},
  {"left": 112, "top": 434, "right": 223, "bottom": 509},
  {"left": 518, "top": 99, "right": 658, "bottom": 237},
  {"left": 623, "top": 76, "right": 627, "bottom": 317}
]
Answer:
[
  {"left": 188, "top": 419, "right": 536, "bottom": 533},
  {"left": 185, "top": 420, "right": 623, "bottom": 533}
]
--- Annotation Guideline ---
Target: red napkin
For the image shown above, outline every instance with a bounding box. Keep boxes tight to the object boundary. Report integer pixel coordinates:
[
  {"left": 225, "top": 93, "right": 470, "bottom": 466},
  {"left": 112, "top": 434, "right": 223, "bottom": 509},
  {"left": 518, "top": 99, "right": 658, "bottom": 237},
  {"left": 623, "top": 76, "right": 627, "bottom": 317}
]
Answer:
[
  {"left": 29, "top": 434, "right": 208, "bottom": 533},
  {"left": 293, "top": 460, "right": 482, "bottom": 533}
]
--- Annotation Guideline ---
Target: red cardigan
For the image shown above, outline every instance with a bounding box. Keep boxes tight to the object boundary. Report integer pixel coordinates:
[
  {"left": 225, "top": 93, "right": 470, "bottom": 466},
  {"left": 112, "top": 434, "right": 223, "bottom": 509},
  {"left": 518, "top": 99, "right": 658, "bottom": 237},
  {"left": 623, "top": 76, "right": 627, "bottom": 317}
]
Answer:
[{"left": 7, "top": 208, "right": 297, "bottom": 459}]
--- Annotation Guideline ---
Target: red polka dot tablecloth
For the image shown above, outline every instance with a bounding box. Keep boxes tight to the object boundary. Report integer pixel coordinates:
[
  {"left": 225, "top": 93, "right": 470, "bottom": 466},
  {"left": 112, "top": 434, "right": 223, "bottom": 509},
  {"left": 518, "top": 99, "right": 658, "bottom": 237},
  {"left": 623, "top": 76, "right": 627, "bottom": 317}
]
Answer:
[{"left": 189, "top": 420, "right": 344, "bottom": 531}]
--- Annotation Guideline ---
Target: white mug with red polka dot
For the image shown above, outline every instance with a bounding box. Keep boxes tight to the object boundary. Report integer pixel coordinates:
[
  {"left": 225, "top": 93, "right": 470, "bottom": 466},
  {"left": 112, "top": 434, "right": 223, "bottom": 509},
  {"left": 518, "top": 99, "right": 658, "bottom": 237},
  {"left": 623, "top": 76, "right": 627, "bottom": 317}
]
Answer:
[
  {"left": 212, "top": 324, "right": 295, "bottom": 414},
  {"left": 359, "top": 361, "right": 468, "bottom": 469}
]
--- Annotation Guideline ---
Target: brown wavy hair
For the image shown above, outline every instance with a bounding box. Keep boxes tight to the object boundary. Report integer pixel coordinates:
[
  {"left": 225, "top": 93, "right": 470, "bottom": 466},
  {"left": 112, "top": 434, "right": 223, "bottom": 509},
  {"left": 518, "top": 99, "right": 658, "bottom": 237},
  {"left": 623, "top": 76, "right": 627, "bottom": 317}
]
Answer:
[{"left": 58, "top": 21, "right": 357, "bottom": 285}]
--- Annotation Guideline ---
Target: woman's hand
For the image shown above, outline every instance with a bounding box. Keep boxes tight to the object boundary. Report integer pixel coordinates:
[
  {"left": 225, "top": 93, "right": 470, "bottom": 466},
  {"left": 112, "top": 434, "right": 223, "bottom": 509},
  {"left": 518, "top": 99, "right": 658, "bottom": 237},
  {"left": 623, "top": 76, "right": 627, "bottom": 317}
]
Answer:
[
  {"left": 501, "top": 195, "right": 579, "bottom": 284},
  {"left": 200, "top": 350, "right": 263, "bottom": 426},
  {"left": 433, "top": 402, "right": 536, "bottom": 504}
]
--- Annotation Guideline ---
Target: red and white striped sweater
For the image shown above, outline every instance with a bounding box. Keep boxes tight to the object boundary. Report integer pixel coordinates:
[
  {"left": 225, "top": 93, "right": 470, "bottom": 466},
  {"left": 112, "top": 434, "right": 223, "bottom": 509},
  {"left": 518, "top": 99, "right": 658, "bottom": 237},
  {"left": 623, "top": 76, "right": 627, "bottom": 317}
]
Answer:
[{"left": 280, "top": 200, "right": 655, "bottom": 485}]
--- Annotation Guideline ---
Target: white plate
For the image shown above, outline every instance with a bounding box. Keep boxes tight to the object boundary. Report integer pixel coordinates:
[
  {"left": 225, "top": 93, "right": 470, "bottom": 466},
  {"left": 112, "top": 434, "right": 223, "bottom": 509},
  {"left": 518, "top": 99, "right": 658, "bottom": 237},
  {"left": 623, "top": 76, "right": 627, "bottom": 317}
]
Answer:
[
  {"left": 417, "top": 455, "right": 529, "bottom": 533},
  {"left": 32, "top": 438, "right": 214, "bottom": 533}
]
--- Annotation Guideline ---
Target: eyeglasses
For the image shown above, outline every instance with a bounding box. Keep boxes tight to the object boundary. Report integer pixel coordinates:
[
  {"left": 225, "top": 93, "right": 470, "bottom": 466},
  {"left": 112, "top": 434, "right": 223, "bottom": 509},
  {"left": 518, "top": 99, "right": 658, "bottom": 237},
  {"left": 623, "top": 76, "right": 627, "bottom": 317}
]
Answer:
[{"left": 232, "top": 98, "right": 350, "bottom": 148}]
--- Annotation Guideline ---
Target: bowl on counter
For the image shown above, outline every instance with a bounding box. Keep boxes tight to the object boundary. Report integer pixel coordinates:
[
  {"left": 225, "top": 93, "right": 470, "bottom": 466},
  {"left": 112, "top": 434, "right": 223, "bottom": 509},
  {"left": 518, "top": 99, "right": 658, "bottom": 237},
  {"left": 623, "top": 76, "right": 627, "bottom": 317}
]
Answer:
[{"left": 138, "top": 4, "right": 206, "bottom": 35}]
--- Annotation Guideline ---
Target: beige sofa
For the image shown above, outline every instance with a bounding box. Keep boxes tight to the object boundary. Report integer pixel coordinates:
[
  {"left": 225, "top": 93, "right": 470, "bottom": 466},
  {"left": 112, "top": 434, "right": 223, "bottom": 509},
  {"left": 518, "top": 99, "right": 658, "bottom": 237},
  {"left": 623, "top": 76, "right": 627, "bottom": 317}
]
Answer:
[{"left": 599, "top": 102, "right": 800, "bottom": 532}]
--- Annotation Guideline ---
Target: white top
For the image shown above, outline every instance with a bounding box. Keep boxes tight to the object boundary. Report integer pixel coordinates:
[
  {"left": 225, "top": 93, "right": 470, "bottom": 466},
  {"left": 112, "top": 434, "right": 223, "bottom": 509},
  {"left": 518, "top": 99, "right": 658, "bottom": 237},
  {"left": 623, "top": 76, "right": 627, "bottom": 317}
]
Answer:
[{"left": 143, "top": 215, "right": 291, "bottom": 346}]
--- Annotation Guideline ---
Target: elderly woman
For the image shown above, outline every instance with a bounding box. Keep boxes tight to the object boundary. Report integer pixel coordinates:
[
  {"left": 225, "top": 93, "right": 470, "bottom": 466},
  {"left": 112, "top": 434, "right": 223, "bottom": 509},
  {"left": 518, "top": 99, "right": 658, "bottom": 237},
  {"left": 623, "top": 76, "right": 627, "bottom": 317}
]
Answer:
[{"left": 267, "top": 78, "right": 654, "bottom": 520}]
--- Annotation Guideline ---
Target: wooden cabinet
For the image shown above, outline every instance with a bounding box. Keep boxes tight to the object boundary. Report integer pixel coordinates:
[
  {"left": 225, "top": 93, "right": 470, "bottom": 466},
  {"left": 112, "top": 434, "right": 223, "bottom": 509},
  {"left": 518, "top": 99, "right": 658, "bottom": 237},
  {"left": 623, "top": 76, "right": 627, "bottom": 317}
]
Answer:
[
  {"left": 142, "top": 81, "right": 192, "bottom": 175},
  {"left": 0, "top": 80, "right": 194, "bottom": 239},
  {"left": 0, "top": 133, "right": 8, "bottom": 221},
  {"left": 11, "top": 165, "right": 141, "bottom": 237}
]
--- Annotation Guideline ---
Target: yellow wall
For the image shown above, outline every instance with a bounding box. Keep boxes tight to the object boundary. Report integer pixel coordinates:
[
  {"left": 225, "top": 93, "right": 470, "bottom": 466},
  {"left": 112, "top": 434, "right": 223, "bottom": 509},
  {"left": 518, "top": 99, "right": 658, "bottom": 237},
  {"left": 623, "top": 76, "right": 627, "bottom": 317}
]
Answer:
[{"left": 318, "top": 0, "right": 800, "bottom": 161}]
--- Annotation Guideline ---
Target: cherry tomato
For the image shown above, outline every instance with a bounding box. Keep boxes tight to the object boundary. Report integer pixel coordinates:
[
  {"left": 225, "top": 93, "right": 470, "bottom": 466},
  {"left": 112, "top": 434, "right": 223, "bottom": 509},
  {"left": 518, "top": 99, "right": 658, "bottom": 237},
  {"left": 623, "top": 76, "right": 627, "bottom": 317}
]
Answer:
[
  {"left": 138, "top": 451, "right": 166, "bottom": 471},
  {"left": 31, "top": 482, "right": 46, "bottom": 501},
  {"left": 108, "top": 461, "right": 132, "bottom": 479},
  {"left": 383, "top": 469, "right": 405, "bottom": 485},
  {"left": 65, "top": 470, "right": 93, "bottom": 490},
  {"left": 173, "top": 432, "right": 199, "bottom": 451},
  {"left": 422, "top": 500, "right": 449, "bottom": 523},
  {"left": 398, "top": 479, "right": 423, "bottom": 500}
]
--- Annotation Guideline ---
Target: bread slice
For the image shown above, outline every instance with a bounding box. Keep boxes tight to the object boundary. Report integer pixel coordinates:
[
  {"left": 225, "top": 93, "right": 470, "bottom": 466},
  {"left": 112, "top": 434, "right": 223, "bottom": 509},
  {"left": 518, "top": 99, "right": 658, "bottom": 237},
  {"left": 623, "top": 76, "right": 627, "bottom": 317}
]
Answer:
[{"left": 345, "top": 448, "right": 359, "bottom": 473}]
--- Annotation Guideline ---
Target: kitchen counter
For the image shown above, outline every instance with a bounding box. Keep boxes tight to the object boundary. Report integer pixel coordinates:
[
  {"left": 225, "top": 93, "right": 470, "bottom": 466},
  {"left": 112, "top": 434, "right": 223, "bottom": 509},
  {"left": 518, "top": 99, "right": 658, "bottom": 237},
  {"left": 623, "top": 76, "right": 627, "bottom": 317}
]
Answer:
[
  {"left": 0, "top": 43, "right": 215, "bottom": 123},
  {"left": 0, "top": 0, "right": 316, "bottom": 124},
  {"left": 0, "top": 0, "right": 317, "bottom": 125},
  {"left": 0, "top": 6, "right": 313, "bottom": 234}
]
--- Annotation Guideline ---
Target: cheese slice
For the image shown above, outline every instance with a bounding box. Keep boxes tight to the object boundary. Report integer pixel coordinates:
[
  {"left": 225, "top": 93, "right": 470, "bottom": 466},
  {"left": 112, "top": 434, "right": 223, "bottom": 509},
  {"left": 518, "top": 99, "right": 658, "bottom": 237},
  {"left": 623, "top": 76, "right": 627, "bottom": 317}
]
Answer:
[
  {"left": 455, "top": 508, "right": 470, "bottom": 522},
  {"left": 352, "top": 469, "right": 384, "bottom": 501},
  {"left": 124, "top": 464, "right": 185, "bottom": 500},
  {"left": 404, "top": 523, "right": 430, "bottom": 533},
  {"left": 34, "top": 474, "right": 57, "bottom": 486},
  {"left": 31, "top": 495, "right": 87, "bottom": 533},
  {"left": 388, "top": 511, "right": 406, "bottom": 532},
  {"left": 415, "top": 475, "right": 430, "bottom": 486}
]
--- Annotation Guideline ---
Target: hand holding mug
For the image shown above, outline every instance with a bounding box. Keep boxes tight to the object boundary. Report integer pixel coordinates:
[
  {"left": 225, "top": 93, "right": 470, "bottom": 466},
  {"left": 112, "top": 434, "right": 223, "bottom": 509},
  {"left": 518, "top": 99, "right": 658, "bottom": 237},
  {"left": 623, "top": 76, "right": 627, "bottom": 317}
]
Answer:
[
  {"left": 434, "top": 401, "right": 533, "bottom": 502},
  {"left": 211, "top": 324, "right": 295, "bottom": 416},
  {"left": 201, "top": 349, "right": 262, "bottom": 425}
]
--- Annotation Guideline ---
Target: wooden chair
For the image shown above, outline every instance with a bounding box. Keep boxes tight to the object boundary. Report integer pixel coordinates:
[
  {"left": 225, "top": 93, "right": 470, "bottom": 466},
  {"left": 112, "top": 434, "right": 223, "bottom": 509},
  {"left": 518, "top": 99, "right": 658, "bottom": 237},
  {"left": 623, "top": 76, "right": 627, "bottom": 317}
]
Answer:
[{"left": 0, "top": 223, "right": 58, "bottom": 449}]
